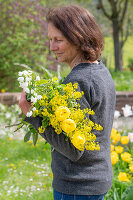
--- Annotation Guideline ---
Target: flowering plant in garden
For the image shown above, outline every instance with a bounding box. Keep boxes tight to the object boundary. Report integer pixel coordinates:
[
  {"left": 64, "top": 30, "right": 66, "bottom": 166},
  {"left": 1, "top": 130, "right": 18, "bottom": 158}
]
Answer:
[
  {"left": 111, "top": 128, "right": 133, "bottom": 182},
  {"left": 18, "top": 70, "right": 103, "bottom": 151},
  {"left": 103, "top": 128, "right": 133, "bottom": 199}
]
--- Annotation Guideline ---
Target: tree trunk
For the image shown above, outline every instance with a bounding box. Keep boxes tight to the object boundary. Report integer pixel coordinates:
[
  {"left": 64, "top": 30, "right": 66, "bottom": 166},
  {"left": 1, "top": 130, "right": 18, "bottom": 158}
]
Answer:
[{"left": 112, "top": 19, "right": 122, "bottom": 71}]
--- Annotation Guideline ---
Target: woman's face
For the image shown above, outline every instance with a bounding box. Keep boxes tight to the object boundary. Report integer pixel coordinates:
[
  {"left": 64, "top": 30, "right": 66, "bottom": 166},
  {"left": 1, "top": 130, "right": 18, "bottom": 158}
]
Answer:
[{"left": 48, "top": 22, "right": 81, "bottom": 66}]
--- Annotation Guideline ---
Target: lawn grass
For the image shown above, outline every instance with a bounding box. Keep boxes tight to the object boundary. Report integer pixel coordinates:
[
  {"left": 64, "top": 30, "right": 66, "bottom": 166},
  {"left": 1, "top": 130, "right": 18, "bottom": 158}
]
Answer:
[
  {"left": 110, "top": 70, "right": 133, "bottom": 91},
  {"left": 0, "top": 136, "right": 53, "bottom": 200}
]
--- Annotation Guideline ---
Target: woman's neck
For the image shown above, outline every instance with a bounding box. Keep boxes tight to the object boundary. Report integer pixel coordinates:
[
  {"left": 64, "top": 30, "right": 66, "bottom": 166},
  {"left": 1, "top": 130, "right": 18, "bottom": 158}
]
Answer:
[{"left": 70, "top": 55, "right": 98, "bottom": 69}]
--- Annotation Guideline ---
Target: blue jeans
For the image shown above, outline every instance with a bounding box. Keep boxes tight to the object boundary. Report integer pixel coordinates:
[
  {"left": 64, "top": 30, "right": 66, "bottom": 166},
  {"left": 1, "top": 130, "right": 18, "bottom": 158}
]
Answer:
[{"left": 53, "top": 190, "right": 106, "bottom": 200}]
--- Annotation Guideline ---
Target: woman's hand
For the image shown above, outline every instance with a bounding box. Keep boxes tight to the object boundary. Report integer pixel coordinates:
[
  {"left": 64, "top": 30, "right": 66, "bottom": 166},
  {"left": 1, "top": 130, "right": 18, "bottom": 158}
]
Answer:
[{"left": 19, "top": 90, "right": 32, "bottom": 115}]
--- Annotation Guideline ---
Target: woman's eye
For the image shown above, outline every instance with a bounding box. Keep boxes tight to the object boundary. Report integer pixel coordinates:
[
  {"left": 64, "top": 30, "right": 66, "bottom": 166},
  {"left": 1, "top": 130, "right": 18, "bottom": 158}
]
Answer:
[{"left": 56, "top": 39, "right": 62, "bottom": 42}]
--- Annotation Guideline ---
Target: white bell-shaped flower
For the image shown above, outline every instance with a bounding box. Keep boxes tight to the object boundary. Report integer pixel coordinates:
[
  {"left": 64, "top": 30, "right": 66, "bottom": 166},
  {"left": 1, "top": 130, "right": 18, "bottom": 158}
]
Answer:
[{"left": 122, "top": 104, "right": 133, "bottom": 117}]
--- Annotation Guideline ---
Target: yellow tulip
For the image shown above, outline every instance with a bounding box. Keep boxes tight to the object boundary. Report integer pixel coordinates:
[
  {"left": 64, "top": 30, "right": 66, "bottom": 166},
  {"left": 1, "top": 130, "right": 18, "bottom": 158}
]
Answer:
[
  {"left": 118, "top": 172, "right": 130, "bottom": 182},
  {"left": 71, "top": 132, "right": 85, "bottom": 151},
  {"left": 62, "top": 119, "right": 76, "bottom": 134},
  {"left": 111, "top": 151, "right": 119, "bottom": 165},
  {"left": 121, "top": 152, "right": 132, "bottom": 163},
  {"left": 121, "top": 136, "right": 129, "bottom": 145},
  {"left": 55, "top": 106, "right": 70, "bottom": 121},
  {"left": 115, "top": 146, "right": 124, "bottom": 154},
  {"left": 129, "top": 164, "right": 133, "bottom": 173}
]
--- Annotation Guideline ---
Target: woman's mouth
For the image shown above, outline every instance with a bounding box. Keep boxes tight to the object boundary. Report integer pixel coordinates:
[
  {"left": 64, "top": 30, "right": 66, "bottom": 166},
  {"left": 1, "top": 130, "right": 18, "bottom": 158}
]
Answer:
[{"left": 56, "top": 53, "right": 63, "bottom": 56}]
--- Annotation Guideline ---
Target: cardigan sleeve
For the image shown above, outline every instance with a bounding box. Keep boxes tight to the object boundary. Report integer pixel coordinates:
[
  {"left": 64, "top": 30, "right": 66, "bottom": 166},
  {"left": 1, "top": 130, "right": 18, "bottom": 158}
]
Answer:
[{"left": 24, "top": 78, "right": 91, "bottom": 162}]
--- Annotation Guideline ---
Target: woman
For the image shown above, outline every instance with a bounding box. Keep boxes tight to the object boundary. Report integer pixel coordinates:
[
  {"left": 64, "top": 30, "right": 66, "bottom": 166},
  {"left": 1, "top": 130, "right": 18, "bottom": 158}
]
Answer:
[{"left": 19, "top": 5, "right": 116, "bottom": 200}]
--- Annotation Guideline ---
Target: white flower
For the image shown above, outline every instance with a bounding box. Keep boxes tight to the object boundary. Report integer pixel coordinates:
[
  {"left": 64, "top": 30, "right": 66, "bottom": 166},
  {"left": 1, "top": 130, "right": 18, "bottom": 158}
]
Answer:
[
  {"left": 114, "top": 110, "right": 121, "bottom": 119},
  {"left": 26, "top": 111, "right": 32, "bottom": 117},
  {"left": 26, "top": 77, "right": 32, "bottom": 82},
  {"left": 31, "top": 96, "right": 37, "bottom": 103},
  {"left": 20, "top": 82, "right": 29, "bottom": 89},
  {"left": 36, "top": 95, "right": 42, "bottom": 100},
  {"left": 128, "top": 132, "right": 133, "bottom": 142},
  {"left": 32, "top": 107, "right": 36, "bottom": 111},
  {"left": 19, "top": 82, "right": 23, "bottom": 88},
  {"left": 31, "top": 89, "right": 35, "bottom": 94},
  {"left": 23, "top": 70, "right": 29, "bottom": 75},
  {"left": 18, "top": 72, "right": 23, "bottom": 76},
  {"left": 5, "top": 112, "right": 11, "bottom": 119},
  {"left": 36, "top": 75, "right": 40, "bottom": 81},
  {"left": 34, "top": 93, "right": 38, "bottom": 97},
  {"left": 18, "top": 77, "right": 24, "bottom": 82},
  {"left": 122, "top": 104, "right": 133, "bottom": 117},
  {"left": 24, "top": 88, "right": 30, "bottom": 93}
]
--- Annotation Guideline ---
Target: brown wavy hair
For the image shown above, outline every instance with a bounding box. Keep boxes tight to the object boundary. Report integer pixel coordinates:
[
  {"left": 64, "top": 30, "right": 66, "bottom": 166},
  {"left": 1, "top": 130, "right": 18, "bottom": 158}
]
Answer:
[{"left": 46, "top": 5, "right": 104, "bottom": 61}]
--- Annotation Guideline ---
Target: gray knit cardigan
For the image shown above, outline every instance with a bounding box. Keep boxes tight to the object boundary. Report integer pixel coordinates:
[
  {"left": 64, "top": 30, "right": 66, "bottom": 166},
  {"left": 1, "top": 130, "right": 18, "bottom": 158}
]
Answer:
[{"left": 25, "top": 61, "right": 116, "bottom": 195}]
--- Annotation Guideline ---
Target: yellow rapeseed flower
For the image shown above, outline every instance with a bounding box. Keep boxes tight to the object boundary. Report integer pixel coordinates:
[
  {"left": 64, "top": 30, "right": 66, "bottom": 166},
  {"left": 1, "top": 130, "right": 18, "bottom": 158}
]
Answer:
[
  {"left": 33, "top": 110, "right": 39, "bottom": 116},
  {"left": 111, "top": 151, "right": 119, "bottom": 165},
  {"left": 121, "top": 152, "right": 132, "bottom": 163},
  {"left": 70, "top": 108, "right": 84, "bottom": 123},
  {"left": 38, "top": 126, "right": 45, "bottom": 134},
  {"left": 73, "top": 83, "right": 78, "bottom": 89},
  {"left": 85, "top": 141, "right": 100, "bottom": 151},
  {"left": 63, "top": 83, "right": 74, "bottom": 97},
  {"left": 62, "top": 119, "right": 76, "bottom": 134},
  {"left": 94, "top": 124, "right": 103, "bottom": 131},
  {"left": 42, "top": 94, "right": 48, "bottom": 99},
  {"left": 52, "top": 77, "right": 58, "bottom": 82},
  {"left": 115, "top": 146, "right": 124, "bottom": 154},
  {"left": 88, "top": 120, "right": 94, "bottom": 127},
  {"left": 39, "top": 100, "right": 45, "bottom": 106},
  {"left": 41, "top": 108, "right": 49, "bottom": 117},
  {"left": 118, "top": 172, "right": 130, "bottom": 182},
  {"left": 55, "top": 106, "right": 70, "bottom": 121},
  {"left": 71, "top": 132, "right": 85, "bottom": 151},
  {"left": 85, "top": 133, "right": 96, "bottom": 141},
  {"left": 73, "top": 91, "right": 82, "bottom": 99},
  {"left": 88, "top": 109, "right": 95, "bottom": 115},
  {"left": 121, "top": 136, "right": 129, "bottom": 145}
]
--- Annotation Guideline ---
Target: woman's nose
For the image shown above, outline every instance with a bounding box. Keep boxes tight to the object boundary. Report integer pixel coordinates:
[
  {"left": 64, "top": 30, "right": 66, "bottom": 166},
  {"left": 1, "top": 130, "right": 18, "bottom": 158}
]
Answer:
[{"left": 50, "top": 41, "right": 58, "bottom": 51}]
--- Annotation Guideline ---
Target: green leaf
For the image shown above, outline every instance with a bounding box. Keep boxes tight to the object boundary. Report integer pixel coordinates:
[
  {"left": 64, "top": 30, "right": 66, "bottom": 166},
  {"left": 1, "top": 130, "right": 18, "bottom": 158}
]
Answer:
[
  {"left": 42, "top": 117, "right": 49, "bottom": 128},
  {"left": 24, "top": 131, "right": 31, "bottom": 142},
  {"left": 122, "top": 185, "right": 133, "bottom": 200},
  {"left": 32, "top": 131, "right": 38, "bottom": 146},
  {"left": 114, "top": 188, "right": 120, "bottom": 200},
  {"left": 26, "top": 93, "right": 31, "bottom": 102}
]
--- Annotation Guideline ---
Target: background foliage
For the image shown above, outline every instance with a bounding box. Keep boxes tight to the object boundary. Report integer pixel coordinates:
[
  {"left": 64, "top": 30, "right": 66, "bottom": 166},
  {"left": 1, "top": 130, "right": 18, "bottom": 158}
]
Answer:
[{"left": 0, "top": 0, "right": 133, "bottom": 92}]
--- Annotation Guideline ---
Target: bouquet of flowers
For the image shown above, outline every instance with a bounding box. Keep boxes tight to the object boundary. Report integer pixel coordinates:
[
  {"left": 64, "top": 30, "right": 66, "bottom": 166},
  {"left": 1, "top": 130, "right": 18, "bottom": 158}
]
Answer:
[{"left": 18, "top": 70, "right": 103, "bottom": 151}]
